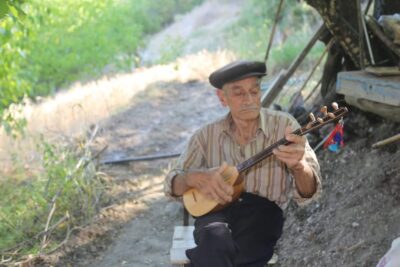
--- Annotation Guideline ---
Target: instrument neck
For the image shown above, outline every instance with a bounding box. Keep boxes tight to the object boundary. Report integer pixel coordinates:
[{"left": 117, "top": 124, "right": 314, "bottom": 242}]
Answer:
[{"left": 235, "top": 127, "right": 306, "bottom": 174}]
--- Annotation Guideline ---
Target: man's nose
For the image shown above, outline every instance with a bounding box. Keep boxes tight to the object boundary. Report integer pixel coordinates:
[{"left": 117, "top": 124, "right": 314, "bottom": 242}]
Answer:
[{"left": 242, "top": 92, "right": 256, "bottom": 102}]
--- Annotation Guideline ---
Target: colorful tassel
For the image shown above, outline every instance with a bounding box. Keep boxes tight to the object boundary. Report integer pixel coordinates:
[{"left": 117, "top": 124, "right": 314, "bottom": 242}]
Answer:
[{"left": 323, "top": 120, "right": 344, "bottom": 152}]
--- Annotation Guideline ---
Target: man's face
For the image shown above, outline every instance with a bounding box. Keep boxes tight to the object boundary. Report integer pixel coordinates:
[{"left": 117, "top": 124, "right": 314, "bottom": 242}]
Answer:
[{"left": 217, "top": 76, "right": 261, "bottom": 121}]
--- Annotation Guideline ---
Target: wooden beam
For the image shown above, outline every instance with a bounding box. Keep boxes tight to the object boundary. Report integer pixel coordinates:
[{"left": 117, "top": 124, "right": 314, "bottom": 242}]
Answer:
[
  {"left": 261, "top": 24, "right": 327, "bottom": 108},
  {"left": 288, "top": 40, "right": 331, "bottom": 112},
  {"left": 367, "top": 16, "right": 400, "bottom": 58},
  {"left": 264, "top": 0, "right": 285, "bottom": 62},
  {"left": 372, "top": 133, "right": 400, "bottom": 148},
  {"left": 261, "top": 69, "right": 287, "bottom": 108},
  {"left": 356, "top": 0, "right": 365, "bottom": 69}
]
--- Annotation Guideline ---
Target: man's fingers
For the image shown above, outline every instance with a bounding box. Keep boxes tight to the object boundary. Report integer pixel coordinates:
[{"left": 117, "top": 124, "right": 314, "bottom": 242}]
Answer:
[
  {"left": 274, "top": 147, "right": 302, "bottom": 159},
  {"left": 210, "top": 188, "right": 229, "bottom": 204},
  {"left": 285, "top": 126, "right": 306, "bottom": 144},
  {"left": 286, "top": 133, "right": 305, "bottom": 144},
  {"left": 200, "top": 163, "right": 234, "bottom": 204},
  {"left": 208, "top": 191, "right": 222, "bottom": 203},
  {"left": 215, "top": 186, "right": 232, "bottom": 203},
  {"left": 217, "top": 162, "right": 228, "bottom": 174},
  {"left": 285, "top": 126, "right": 293, "bottom": 136}
]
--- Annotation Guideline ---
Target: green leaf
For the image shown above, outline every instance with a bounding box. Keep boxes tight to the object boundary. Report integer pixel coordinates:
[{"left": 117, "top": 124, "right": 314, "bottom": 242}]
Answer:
[
  {"left": 9, "top": 4, "right": 27, "bottom": 20},
  {"left": 0, "top": 0, "right": 10, "bottom": 20}
]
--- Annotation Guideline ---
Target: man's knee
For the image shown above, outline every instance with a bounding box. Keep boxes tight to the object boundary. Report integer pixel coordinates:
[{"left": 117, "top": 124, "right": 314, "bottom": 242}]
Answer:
[{"left": 201, "top": 222, "right": 236, "bottom": 255}]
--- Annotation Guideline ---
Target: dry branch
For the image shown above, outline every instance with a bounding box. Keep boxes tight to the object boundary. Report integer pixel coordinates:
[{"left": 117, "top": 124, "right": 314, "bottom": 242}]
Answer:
[
  {"left": 372, "top": 133, "right": 400, "bottom": 148},
  {"left": 1, "top": 124, "right": 103, "bottom": 264},
  {"left": 261, "top": 24, "right": 327, "bottom": 108}
]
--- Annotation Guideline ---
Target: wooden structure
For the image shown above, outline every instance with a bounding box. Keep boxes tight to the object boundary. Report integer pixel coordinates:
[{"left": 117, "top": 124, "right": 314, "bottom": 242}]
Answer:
[{"left": 262, "top": 0, "right": 400, "bottom": 122}]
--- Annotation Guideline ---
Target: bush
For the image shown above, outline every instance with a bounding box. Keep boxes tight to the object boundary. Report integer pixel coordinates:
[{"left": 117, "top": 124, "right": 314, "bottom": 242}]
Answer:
[
  {"left": 0, "top": 0, "right": 204, "bottom": 116},
  {"left": 0, "top": 138, "right": 105, "bottom": 256}
]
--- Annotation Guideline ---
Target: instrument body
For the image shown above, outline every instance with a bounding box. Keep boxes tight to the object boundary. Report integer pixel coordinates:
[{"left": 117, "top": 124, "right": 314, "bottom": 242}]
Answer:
[
  {"left": 183, "top": 104, "right": 348, "bottom": 217},
  {"left": 182, "top": 166, "right": 243, "bottom": 217}
]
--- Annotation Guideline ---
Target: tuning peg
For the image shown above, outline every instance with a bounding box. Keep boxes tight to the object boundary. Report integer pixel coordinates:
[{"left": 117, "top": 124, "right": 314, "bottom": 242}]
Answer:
[
  {"left": 332, "top": 102, "right": 339, "bottom": 110},
  {"left": 309, "top": 112, "right": 316, "bottom": 122},
  {"left": 305, "top": 113, "right": 316, "bottom": 129},
  {"left": 320, "top": 106, "right": 328, "bottom": 116}
]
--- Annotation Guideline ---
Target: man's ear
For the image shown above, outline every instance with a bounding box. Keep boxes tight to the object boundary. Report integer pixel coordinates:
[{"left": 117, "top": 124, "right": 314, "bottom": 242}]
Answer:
[{"left": 216, "top": 89, "right": 228, "bottom": 107}]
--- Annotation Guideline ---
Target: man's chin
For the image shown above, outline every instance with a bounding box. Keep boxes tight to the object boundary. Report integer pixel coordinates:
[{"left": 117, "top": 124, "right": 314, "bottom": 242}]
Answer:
[{"left": 237, "top": 110, "right": 259, "bottom": 120}]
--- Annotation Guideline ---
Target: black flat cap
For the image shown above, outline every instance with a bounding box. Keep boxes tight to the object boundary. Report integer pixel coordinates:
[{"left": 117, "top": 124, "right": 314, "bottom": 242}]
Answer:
[{"left": 209, "top": 60, "right": 267, "bottom": 89}]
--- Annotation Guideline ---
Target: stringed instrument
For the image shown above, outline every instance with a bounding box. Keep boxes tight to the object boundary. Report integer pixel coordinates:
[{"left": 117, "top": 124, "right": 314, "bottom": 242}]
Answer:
[{"left": 183, "top": 103, "right": 348, "bottom": 217}]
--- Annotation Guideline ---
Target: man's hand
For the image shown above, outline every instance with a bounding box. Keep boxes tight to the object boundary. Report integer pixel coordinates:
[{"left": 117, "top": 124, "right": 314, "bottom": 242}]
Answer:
[
  {"left": 272, "top": 126, "right": 306, "bottom": 171},
  {"left": 185, "top": 162, "right": 234, "bottom": 204},
  {"left": 273, "top": 126, "right": 316, "bottom": 197}
]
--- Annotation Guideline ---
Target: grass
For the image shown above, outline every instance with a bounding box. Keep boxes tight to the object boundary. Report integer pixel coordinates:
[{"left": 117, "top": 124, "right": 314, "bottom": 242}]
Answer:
[{"left": 0, "top": 136, "right": 107, "bottom": 258}]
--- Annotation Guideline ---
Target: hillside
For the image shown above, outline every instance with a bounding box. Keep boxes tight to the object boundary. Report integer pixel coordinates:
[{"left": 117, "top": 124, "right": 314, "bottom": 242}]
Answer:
[{"left": 277, "top": 109, "right": 400, "bottom": 266}]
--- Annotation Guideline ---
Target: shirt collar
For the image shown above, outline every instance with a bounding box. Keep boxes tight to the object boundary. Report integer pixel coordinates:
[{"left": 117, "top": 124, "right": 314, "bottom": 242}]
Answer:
[{"left": 221, "top": 109, "right": 268, "bottom": 137}]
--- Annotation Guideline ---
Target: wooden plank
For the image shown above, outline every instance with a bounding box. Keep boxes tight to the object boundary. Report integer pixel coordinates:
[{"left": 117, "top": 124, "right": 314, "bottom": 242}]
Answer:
[
  {"left": 336, "top": 71, "right": 400, "bottom": 106},
  {"left": 172, "top": 240, "right": 196, "bottom": 249},
  {"left": 170, "top": 247, "right": 191, "bottom": 265},
  {"left": 171, "top": 226, "right": 195, "bottom": 265},
  {"left": 365, "top": 66, "right": 400, "bottom": 76},
  {"left": 172, "top": 226, "right": 194, "bottom": 240}
]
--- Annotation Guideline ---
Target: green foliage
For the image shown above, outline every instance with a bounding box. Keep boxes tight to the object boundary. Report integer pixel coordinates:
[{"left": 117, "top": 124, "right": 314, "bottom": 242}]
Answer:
[
  {"left": 157, "top": 36, "right": 187, "bottom": 65},
  {"left": 2, "top": 110, "right": 27, "bottom": 138},
  {"left": 0, "top": 0, "right": 203, "bottom": 116},
  {"left": 225, "top": 0, "right": 323, "bottom": 73},
  {"left": 0, "top": 138, "right": 105, "bottom": 255},
  {"left": 0, "top": 1, "right": 32, "bottom": 114},
  {"left": 269, "top": 32, "right": 325, "bottom": 70}
]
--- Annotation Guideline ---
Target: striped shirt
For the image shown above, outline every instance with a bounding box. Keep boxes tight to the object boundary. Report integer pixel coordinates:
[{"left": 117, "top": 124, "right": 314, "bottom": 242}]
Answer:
[{"left": 164, "top": 108, "right": 322, "bottom": 209}]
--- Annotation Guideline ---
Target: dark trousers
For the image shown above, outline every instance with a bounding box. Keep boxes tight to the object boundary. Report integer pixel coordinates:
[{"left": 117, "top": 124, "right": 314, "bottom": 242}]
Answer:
[{"left": 186, "top": 192, "right": 284, "bottom": 267}]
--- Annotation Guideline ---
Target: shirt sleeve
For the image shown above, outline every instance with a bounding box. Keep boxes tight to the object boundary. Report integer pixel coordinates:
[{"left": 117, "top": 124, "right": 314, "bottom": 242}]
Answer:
[
  {"left": 286, "top": 115, "right": 322, "bottom": 206},
  {"left": 163, "top": 130, "right": 206, "bottom": 201},
  {"left": 291, "top": 140, "right": 322, "bottom": 206}
]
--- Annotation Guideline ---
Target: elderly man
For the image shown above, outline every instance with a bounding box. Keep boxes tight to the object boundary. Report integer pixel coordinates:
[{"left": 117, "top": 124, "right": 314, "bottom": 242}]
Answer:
[{"left": 164, "top": 60, "right": 321, "bottom": 267}]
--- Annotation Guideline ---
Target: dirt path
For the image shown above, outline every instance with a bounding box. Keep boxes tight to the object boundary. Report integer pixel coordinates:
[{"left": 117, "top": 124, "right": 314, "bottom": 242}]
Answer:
[
  {"left": 83, "top": 84, "right": 219, "bottom": 267},
  {"left": 139, "top": 0, "right": 245, "bottom": 64},
  {"left": 86, "top": 80, "right": 225, "bottom": 267}
]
